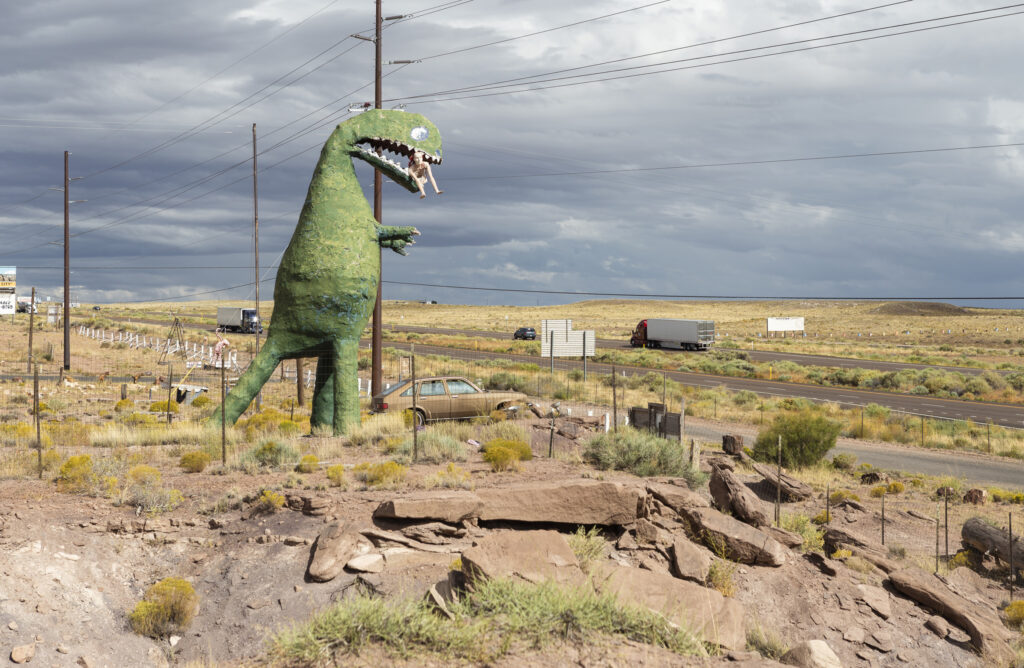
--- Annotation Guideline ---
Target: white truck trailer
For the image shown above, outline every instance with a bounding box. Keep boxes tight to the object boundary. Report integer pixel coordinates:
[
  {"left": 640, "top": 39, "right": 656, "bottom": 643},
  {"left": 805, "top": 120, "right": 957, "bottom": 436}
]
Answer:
[
  {"left": 629, "top": 318, "right": 714, "bottom": 350},
  {"left": 216, "top": 307, "right": 262, "bottom": 334}
]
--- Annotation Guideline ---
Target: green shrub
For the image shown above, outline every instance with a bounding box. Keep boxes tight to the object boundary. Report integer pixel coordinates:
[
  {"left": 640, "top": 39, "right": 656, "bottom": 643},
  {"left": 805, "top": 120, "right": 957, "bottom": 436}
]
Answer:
[
  {"left": 179, "top": 451, "right": 211, "bottom": 473},
  {"left": 191, "top": 395, "right": 211, "bottom": 409},
  {"left": 351, "top": 461, "right": 407, "bottom": 488},
  {"left": 482, "top": 446, "right": 519, "bottom": 472},
  {"left": 584, "top": 428, "right": 705, "bottom": 483},
  {"left": 128, "top": 577, "right": 199, "bottom": 638},
  {"left": 831, "top": 453, "right": 857, "bottom": 471},
  {"left": 568, "top": 526, "right": 604, "bottom": 572},
  {"left": 296, "top": 454, "right": 319, "bottom": 473},
  {"left": 148, "top": 400, "right": 179, "bottom": 413},
  {"left": 57, "top": 455, "right": 94, "bottom": 494},
  {"left": 870, "top": 485, "right": 888, "bottom": 498},
  {"left": 707, "top": 559, "right": 737, "bottom": 597},
  {"left": 243, "top": 440, "right": 298, "bottom": 469},
  {"left": 887, "top": 480, "right": 905, "bottom": 494},
  {"left": 114, "top": 398, "right": 134, "bottom": 413},
  {"left": 828, "top": 489, "right": 861, "bottom": 505},
  {"left": 484, "top": 438, "right": 532, "bottom": 461},
  {"left": 326, "top": 464, "right": 346, "bottom": 487},
  {"left": 425, "top": 463, "right": 472, "bottom": 489},
  {"left": 751, "top": 412, "right": 841, "bottom": 468},
  {"left": 780, "top": 513, "right": 824, "bottom": 553}
]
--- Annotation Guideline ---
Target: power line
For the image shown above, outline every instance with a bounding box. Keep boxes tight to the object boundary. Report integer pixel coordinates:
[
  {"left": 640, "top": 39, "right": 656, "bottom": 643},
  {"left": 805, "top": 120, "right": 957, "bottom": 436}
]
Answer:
[
  {"left": 393, "top": 5, "right": 1024, "bottom": 104},
  {"left": 381, "top": 280, "right": 1024, "bottom": 301}
]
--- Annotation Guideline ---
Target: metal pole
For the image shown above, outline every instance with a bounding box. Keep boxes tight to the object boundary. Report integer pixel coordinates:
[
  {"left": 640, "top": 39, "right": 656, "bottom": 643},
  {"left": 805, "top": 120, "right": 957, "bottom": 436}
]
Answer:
[
  {"left": 582, "top": 331, "right": 587, "bottom": 381},
  {"left": 34, "top": 365, "right": 41, "bottom": 479},
  {"left": 860, "top": 408, "right": 864, "bottom": 437},
  {"left": 252, "top": 123, "right": 261, "bottom": 410},
  {"left": 26, "top": 287, "right": 35, "bottom": 374},
  {"left": 221, "top": 361, "right": 226, "bottom": 465},
  {"left": 548, "top": 413, "right": 554, "bottom": 458},
  {"left": 944, "top": 494, "right": 949, "bottom": 562},
  {"left": 166, "top": 363, "right": 174, "bottom": 425},
  {"left": 63, "top": 151, "right": 71, "bottom": 371},
  {"left": 549, "top": 330, "right": 554, "bottom": 375},
  {"left": 881, "top": 491, "right": 886, "bottom": 545},
  {"left": 921, "top": 417, "right": 925, "bottom": 447},
  {"left": 1010, "top": 512, "right": 1014, "bottom": 601},
  {"left": 935, "top": 503, "right": 940, "bottom": 573},
  {"left": 662, "top": 371, "right": 667, "bottom": 405},
  {"left": 826, "top": 483, "right": 830, "bottom": 525},
  {"left": 988, "top": 421, "right": 991, "bottom": 453},
  {"left": 370, "top": 0, "right": 384, "bottom": 402},
  {"left": 296, "top": 358, "right": 305, "bottom": 406}
]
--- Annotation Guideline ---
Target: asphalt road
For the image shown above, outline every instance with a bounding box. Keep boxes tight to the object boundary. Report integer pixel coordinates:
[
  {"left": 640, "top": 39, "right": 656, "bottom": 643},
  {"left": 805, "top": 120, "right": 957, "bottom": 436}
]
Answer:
[
  {"left": 683, "top": 419, "right": 1024, "bottom": 488},
  {"left": 73, "top": 317, "right": 1024, "bottom": 429}
]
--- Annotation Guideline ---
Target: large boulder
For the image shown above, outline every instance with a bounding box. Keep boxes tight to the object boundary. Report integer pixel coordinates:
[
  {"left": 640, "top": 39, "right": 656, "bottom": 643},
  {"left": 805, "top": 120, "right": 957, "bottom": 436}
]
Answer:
[
  {"left": 887, "top": 567, "right": 1014, "bottom": 662},
  {"left": 461, "top": 530, "right": 585, "bottom": 587},
  {"left": 671, "top": 536, "right": 711, "bottom": 583},
  {"left": 373, "top": 491, "right": 483, "bottom": 523},
  {"left": 593, "top": 564, "right": 745, "bottom": 651},
  {"left": 677, "top": 506, "right": 786, "bottom": 566},
  {"left": 645, "top": 482, "right": 709, "bottom": 513},
  {"left": 476, "top": 481, "right": 641, "bottom": 526},
  {"left": 709, "top": 462, "right": 771, "bottom": 528},
  {"left": 307, "top": 522, "right": 372, "bottom": 582}
]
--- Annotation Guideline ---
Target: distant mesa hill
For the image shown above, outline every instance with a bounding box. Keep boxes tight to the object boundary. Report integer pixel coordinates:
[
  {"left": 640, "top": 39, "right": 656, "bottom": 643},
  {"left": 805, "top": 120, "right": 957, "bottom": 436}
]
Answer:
[{"left": 869, "top": 301, "right": 975, "bottom": 316}]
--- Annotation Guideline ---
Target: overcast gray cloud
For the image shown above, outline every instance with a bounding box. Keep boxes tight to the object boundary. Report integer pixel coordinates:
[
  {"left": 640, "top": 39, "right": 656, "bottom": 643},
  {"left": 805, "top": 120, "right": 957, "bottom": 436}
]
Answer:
[{"left": 1, "top": 0, "right": 1023, "bottom": 307}]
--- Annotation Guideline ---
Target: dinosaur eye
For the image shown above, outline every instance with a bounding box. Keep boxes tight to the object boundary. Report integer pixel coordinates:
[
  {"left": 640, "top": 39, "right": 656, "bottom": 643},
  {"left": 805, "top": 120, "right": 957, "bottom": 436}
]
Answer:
[{"left": 410, "top": 126, "right": 428, "bottom": 141}]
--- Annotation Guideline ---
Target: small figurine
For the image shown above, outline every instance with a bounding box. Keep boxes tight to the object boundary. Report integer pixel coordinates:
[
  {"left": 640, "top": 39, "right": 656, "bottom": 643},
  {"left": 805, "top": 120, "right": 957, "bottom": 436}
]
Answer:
[{"left": 408, "top": 150, "right": 442, "bottom": 199}]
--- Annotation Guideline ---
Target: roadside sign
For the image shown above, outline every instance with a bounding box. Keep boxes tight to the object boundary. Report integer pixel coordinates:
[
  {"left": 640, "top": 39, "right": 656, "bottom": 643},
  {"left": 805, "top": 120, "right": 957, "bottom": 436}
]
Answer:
[{"left": 0, "top": 266, "right": 14, "bottom": 315}]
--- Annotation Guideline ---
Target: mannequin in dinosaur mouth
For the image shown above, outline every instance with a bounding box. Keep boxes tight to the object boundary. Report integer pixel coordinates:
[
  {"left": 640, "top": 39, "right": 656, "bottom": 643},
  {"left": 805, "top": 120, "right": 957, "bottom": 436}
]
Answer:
[{"left": 408, "top": 149, "right": 443, "bottom": 199}]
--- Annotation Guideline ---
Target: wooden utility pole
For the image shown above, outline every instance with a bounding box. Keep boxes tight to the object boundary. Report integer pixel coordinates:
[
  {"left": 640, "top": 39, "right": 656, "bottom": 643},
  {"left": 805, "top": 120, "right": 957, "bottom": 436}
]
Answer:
[
  {"left": 26, "top": 287, "right": 35, "bottom": 373},
  {"left": 371, "top": 0, "right": 384, "bottom": 401},
  {"left": 252, "top": 123, "right": 261, "bottom": 409},
  {"left": 63, "top": 151, "right": 71, "bottom": 371}
]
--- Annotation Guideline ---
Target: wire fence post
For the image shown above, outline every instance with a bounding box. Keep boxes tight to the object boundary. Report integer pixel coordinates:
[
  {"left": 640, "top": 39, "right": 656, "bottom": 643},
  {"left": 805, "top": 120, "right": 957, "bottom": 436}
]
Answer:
[
  {"left": 611, "top": 365, "right": 618, "bottom": 431},
  {"left": 26, "top": 287, "right": 35, "bottom": 374},
  {"left": 166, "top": 363, "right": 174, "bottom": 425},
  {"left": 220, "top": 361, "right": 226, "bottom": 466},
  {"left": 921, "top": 417, "right": 925, "bottom": 448},
  {"left": 775, "top": 434, "right": 782, "bottom": 527},
  {"left": 987, "top": 421, "right": 991, "bottom": 453},
  {"left": 935, "top": 502, "right": 940, "bottom": 573},
  {"left": 34, "top": 364, "right": 41, "bottom": 479},
  {"left": 582, "top": 331, "right": 587, "bottom": 382},
  {"left": 1010, "top": 512, "right": 1015, "bottom": 602},
  {"left": 662, "top": 371, "right": 667, "bottom": 405},
  {"left": 944, "top": 493, "right": 949, "bottom": 562},
  {"left": 860, "top": 407, "right": 864, "bottom": 438},
  {"left": 881, "top": 491, "right": 886, "bottom": 545},
  {"left": 549, "top": 330, "right": 554, "bottom": 375},
  {"left": 826, "top": 483, "right": 831, "bottom": 526},
  {"left": 296, "top": 358, "right": 305, "bottom": 406},
  {"left": 411, "top": 354, "right": 418, "bottom": 463}
]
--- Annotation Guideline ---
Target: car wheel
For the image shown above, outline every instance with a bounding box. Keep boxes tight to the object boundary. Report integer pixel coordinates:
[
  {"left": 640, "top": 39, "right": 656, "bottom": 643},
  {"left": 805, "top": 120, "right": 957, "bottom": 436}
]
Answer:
[{"left": 414, "top": 409, "right": 426, "bottom": 427}]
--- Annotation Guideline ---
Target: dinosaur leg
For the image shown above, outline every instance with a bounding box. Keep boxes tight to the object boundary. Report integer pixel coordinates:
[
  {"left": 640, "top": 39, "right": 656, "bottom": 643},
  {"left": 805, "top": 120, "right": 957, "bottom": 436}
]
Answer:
[
  {"left": 212, "top": 336, "right": 285, "bottom": 426},
  {"left": 331, "top": 339, "right": 361, "bottom": 436},
  {"left": 310, "top": 349, "right": 334, "bottom": 431}
]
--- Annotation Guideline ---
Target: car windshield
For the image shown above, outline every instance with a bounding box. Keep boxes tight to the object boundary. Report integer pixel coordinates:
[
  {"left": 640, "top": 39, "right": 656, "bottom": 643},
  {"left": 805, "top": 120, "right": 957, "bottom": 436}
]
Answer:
[{"left": 380, "top": 381, "right": 411, "bottom": 397}]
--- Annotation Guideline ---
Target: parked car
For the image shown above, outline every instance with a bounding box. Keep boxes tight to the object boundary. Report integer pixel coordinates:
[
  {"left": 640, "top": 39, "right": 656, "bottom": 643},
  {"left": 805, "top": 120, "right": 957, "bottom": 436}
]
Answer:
[
  {"left": 513, "top": 327, "right": 536, "bottom": 340},
  {"left": 370, "top": 376, "right": 526, "bottom": 426},
  {"left": 92, "top": 305, "right": 101, "bottom": 311}
]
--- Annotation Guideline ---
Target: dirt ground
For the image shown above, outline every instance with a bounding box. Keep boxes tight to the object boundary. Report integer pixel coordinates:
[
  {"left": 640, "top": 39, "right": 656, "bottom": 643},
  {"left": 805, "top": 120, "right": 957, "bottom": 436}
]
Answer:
[{"left": 1, "top": 416, "right": 1021, "bottom": 667}]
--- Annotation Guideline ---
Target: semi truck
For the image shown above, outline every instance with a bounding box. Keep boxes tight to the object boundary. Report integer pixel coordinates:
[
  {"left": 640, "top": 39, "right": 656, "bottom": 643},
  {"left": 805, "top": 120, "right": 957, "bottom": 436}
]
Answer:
[
  {"left": 629, "top": 318, "right": 715, "bottom": 350},
  {"left": 216, "top": 307, "right": 262, "bottom": 334}
]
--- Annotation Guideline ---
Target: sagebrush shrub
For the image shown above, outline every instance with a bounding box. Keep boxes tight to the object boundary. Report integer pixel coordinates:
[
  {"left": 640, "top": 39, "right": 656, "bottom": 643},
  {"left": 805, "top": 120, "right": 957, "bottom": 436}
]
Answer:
[
  {"left": 583, "top": 428, "right": 703, "bottom": 481},
  {"left": 870, "top": 485, "right": 887, "bottom": 498},
  {"left": 148, "top": 400, "right": 179, "bottom": 413},
  {"left": 483, "top": 446, "right": 519, "bottom": 472},
  {"left": 179, "top": 451, "right": 210, "bottom": 473},
  {"left": 351, "top": 461, "right": 407, "bottom": 488},
  {"left": 191, "top": 395, "right": 211, "bottom": 409},
  {"left": 887, "top": 481, "right": 905, "bottom": 494},
  {"left": 831, "top": 453, "right": 857, "bottom": 470},
  {"left": 57, "top": 455, "right": 94, "bottom": 493},
  {"left": 255, "top": 489, "right": 286, "bottom": 513},
  {"left": 326, "top": 464, "right": 346, "bottom": 487},
  {"left": 1004, "top": 600, "right": 1024, "bottom": 629},
  {"left": 752, "top": 411, "right": 841, "bottom": 468},
  {"left": 484, "top": 438, "right": 532, "bottom": 461},
  {"left": 129, "top": 578, "right": 199, "bottom": 638},
  {"left": 296, "top": 454, "right": 319, "bottom": 473}
]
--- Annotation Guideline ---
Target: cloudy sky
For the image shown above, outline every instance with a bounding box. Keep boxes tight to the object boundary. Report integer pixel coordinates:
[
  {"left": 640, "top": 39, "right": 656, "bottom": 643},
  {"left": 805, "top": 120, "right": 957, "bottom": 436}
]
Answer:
[{"left": 1, "top": 0, "right": 1022, "bottom": 307}]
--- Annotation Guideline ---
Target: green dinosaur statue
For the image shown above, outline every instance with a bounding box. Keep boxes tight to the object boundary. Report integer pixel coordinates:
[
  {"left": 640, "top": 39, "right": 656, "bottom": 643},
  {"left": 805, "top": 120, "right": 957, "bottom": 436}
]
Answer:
[{"left": 211, "top": 110, "right": 442, "bottom": 435}]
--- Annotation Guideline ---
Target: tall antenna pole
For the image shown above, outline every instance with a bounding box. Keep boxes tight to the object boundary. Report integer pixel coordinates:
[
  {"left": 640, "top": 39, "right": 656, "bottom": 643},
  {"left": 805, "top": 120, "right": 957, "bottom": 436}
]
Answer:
[
  {"left": 63, "top": 150, "right": 71, "bottom": 371},
  {"left": 371, "top": 0, "right": 384, "bottom": 399},
  {"left": 253, "top": 123, "right": 261, "bottom": 408}
]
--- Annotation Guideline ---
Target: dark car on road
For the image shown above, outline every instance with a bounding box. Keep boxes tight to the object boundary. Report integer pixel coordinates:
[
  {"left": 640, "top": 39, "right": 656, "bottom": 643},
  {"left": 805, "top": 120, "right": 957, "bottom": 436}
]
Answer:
[
  {"left": 370, "top": 376, "right": 526, "bottom": 427},
  {"left": 513, "top": 327, "right": 536, "bottom": 340}
]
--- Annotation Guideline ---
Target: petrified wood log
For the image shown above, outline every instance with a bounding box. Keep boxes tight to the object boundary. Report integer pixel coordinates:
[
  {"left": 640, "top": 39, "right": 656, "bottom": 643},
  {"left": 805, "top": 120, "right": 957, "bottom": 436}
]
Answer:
[
  {"left": 747, "top": 460, "right": 813, "bottom": 501},
  {"left": 961, "top": 517, "right": 1023, "bottom": 573}
]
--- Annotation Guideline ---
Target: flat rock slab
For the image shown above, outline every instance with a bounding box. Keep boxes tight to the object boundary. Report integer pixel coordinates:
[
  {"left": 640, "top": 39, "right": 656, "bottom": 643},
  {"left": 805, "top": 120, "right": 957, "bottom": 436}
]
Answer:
[
  {"left": 858, "top": 584, "right": 892, "bottom": 620},
  {"left": 780, "top": 639, "right": 842, "bottom": 668},
  {"left": 374, "top": 491, "right": 483, "bottom": 523},
  {"left": 677, "top": 506, "right": 786, "bottom": 566},
  {"left": 476, "top": 481, "right": 641, "bottom": 526},
  {"left": 593, "top": 563, "right": 745, "bottom": 651},
  {"left": 887, "top": 567, "right": 1014, "bottom": 662},
  {"left": 646, "top": 482, "right": 709, "bottom": 513},
  {"left": 346, "top": 553, "right": 385, "bottom": 573},
  {"left": 671, "top": 536, "right": 711, "bottom": 583},
  {"left": 461, "top": 530, "right": 584, "bottom": 587},
  {"left": 308, "top": 522, "right": 372, "bottom": 582}
]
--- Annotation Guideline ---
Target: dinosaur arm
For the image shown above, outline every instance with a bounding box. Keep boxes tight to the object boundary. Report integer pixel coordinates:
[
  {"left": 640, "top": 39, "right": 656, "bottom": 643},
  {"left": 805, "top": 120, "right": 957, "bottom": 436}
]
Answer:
[{"left": 377, "top": 225, "right": 420, "bottom": 256}]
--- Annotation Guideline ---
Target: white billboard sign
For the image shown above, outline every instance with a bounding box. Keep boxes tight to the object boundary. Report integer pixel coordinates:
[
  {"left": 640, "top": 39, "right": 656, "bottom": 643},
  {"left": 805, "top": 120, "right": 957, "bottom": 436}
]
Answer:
[
  {"left": 767, "top": 317, "right": 804, "bottom": 333},
  {"left": 540, "top": 319, "right": 596, "bottom": 358},
  {"left": 0, "top": 266, "right": 14, "bottom": 315}
]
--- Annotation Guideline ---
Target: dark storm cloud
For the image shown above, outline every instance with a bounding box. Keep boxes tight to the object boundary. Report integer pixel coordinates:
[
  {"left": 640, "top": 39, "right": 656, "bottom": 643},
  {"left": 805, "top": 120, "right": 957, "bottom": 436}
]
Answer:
[{"left": 1, "top": 1, "right": 1023, "bottom": 306}]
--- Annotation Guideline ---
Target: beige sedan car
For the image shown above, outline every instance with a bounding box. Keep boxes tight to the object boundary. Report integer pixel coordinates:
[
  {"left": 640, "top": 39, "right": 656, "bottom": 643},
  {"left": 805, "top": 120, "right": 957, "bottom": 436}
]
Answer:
[{"left": 370, "top": 376, "right": 526, "bottom": 426}]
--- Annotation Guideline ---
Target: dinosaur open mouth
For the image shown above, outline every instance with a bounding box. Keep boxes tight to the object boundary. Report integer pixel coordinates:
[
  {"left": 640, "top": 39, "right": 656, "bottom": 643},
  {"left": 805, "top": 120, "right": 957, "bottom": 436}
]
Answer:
[{"left": 356, "top": 138, "right": 442, "bottom": 169}]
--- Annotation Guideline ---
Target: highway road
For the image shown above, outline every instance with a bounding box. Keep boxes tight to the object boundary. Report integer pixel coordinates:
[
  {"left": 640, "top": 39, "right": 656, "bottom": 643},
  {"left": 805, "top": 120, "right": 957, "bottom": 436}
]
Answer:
[
  {"left": 72, "top": 317, "right": 1024, "bottom": 429},
  {"left": 684, "top": 419, "right": 1024, "bottom": 488}
]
